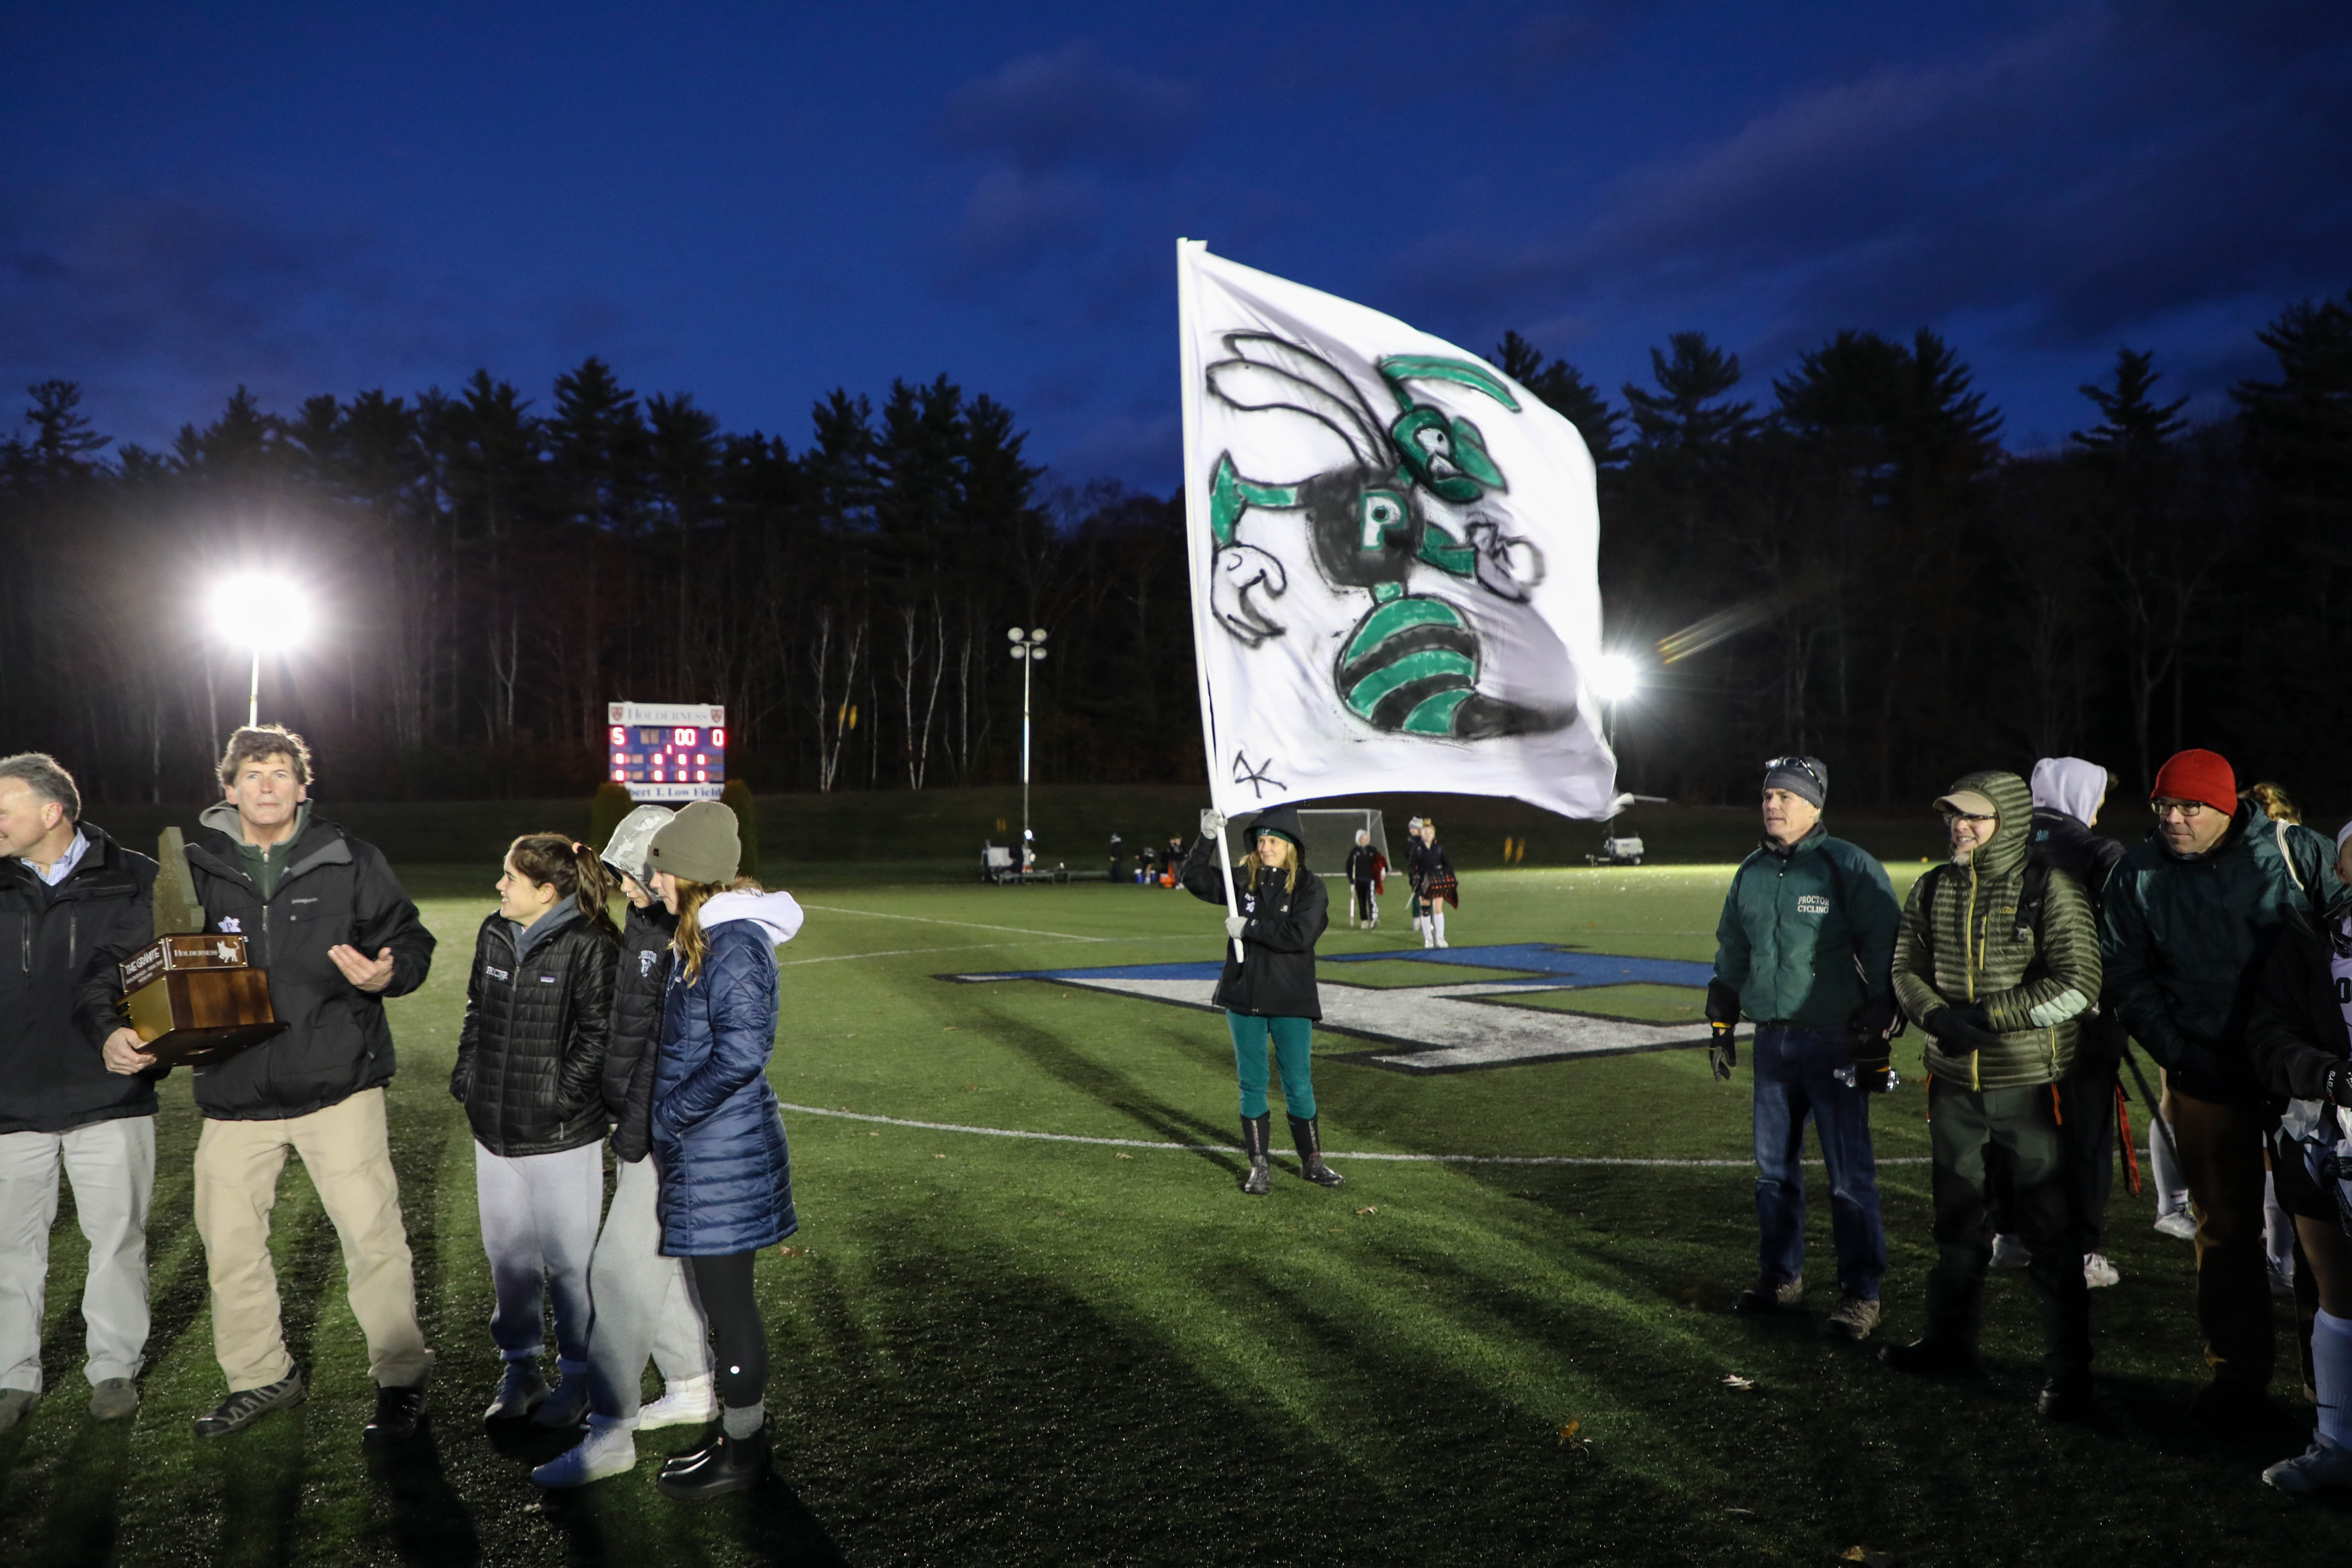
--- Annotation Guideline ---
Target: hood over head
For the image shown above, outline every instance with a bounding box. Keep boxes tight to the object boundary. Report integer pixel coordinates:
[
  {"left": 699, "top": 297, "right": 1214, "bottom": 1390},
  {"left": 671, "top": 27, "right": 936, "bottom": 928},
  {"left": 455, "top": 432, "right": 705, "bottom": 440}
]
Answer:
[
  {"left": 1943, "top": 769, "right": 2031, "bottom": 877},
  {"left": 699, "top": 888, "right": 804, "bottom": 948},
  {"left": 2031, "top": 757, "right": 2109, "bottom": 828}
]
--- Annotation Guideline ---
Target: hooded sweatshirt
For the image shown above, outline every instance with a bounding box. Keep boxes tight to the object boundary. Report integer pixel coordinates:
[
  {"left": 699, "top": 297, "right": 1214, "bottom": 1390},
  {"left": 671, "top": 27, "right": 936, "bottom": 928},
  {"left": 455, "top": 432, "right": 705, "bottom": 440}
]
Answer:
[
  {"left": 699, "top": 889, "right": 805, "bottom": 947},
  {"left": 1892, "top": 770, "right": 2104, "bottom": 1090},
  {"left": 2030, "top": 758, "right": 2108, "bottom": 830}
]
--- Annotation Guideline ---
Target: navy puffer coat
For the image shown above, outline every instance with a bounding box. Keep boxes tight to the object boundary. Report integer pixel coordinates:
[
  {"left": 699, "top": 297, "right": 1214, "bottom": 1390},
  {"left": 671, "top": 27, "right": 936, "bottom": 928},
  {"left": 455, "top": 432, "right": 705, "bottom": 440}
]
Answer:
[{"left": 652, "top": 892, "right": 803, "bottom": 1256}]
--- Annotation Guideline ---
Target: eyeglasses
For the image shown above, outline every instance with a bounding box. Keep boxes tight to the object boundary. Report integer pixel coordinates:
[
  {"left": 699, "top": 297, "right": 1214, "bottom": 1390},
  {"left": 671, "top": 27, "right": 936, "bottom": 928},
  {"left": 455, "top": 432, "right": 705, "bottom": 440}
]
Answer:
[
  {"left": 1941, "top": 812, "right": 1996, "bottom": 824},
  {"left": 2149, "top": 799, "right": 2206, "bottom": 819},
  {"left": 1764, "top": 756, "right": 1822, "bottom": 788}
]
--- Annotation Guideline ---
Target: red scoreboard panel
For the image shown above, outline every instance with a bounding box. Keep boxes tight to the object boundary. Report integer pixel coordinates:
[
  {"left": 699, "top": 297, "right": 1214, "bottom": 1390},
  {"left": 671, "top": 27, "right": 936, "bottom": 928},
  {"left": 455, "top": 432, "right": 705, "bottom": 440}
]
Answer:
[{"left": 607, "top": 702, "right": 726, "bottom": 802}]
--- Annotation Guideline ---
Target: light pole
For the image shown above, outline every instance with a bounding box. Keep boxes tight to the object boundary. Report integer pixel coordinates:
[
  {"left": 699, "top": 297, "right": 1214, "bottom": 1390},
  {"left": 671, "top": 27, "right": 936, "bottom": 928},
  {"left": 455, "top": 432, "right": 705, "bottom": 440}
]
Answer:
[
  {"left": 1590, "top": 650, "right": 1641, "bottom": 751},
  {"left": 208, "top": 575, "right": 311, "bottom": 728},
  {"left": 1008, "top": 626, "right": 1048, "bottom": 864}
]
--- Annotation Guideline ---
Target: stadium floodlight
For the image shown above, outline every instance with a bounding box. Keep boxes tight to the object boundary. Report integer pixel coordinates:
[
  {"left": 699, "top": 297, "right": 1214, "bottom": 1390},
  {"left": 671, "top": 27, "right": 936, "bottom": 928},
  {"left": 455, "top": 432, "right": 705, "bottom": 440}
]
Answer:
[
  {"left": 1589, "top": 651, "right": 1642, "bottom": 706},
  {"left": 208, "top": 574, "right": 311, "bottom": 727},
  {"left": 1009, "top": 627, "right": 1050, "bottom": 862}
]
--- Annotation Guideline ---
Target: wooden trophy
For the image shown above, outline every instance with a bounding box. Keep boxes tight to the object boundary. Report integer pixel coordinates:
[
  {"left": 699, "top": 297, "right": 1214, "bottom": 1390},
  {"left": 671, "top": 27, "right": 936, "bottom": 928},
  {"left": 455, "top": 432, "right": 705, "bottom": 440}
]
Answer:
[{"left": 118, "top": 828, "right": 288, "bottom": 1068}]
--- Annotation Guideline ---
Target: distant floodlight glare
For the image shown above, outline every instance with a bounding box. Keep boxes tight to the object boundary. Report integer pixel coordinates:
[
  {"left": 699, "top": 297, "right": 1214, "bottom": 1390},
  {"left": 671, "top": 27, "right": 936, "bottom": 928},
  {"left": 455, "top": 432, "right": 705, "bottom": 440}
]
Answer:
[
  {"left": 1591, "top": 651, "right": 1642, "bottom": 705},
  {"left": 209, "top": 574, "right": 310, "bottom": 652}
]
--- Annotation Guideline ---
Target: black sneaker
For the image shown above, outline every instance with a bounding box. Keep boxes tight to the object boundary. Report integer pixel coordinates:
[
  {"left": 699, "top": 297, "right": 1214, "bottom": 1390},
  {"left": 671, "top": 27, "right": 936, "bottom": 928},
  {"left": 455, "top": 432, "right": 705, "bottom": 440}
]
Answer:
[
  {"left": 2038, "top": 1373, "right": 2098, "bottom": 1423},
  {"left": 1732, "top": 1277, "right": 1803, "bottom": 1315},
  {"left": 656, "top": 1425, "right": 770, "bottom": 1500},
  {"left": 363, "top": 1382, "right": 428, "bottom": 1447},
  {"left": 1879, "top": 1338, "right": 1976, "bottom": 1376},
  {"left": 194, "top": 1370, "right": 306, "bottom": 1438}
]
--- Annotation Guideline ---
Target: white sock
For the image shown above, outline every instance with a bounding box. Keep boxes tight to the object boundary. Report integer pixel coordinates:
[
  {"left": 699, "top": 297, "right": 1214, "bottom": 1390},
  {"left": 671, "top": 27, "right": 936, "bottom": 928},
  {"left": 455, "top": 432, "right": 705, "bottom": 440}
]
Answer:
[
  {"left": 2317, "top": 1310, "right": 2352, "bottom": 1451},
  {"left": 1432, "top": 908, "right": 1447, "bottom": 944},
  {"left": 2151, "top": 1122, "right": 2188, "bottom": 1213}
]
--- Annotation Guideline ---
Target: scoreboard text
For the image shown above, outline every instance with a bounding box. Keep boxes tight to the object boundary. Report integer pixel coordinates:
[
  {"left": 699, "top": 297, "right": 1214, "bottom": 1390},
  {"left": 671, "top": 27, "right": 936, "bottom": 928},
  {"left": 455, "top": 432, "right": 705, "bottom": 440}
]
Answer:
[{"left": 606, "top": 702, "right": 726, "bottom": 802}]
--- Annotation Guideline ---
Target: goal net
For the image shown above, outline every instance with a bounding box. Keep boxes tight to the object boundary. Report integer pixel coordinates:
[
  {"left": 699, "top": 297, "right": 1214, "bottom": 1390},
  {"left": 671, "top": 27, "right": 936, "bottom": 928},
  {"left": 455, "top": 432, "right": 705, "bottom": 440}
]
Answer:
[{"left": 1226, "top": 807, "right": 1388, "bottom": 876}]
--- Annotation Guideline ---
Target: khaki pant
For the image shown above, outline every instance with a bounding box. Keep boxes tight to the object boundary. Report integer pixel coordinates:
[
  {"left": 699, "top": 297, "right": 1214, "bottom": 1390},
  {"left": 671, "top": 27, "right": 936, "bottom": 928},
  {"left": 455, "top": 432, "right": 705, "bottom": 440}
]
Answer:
[{"left": 194, "top": 1087, "right": 432, "bottom": 1392}]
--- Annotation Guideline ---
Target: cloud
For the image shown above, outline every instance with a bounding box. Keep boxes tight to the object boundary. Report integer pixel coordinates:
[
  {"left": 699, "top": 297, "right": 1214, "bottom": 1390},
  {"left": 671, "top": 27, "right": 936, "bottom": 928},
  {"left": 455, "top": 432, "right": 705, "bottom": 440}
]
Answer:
[
  {"left": 937, "top": 40, "right": 1197, "bottom": 175},
  {"left": 0, "top": 187, "right": 644, "bottom": 447},
  {"left": 1388, "top": 4, "right": 2352, "bottom": 372}
]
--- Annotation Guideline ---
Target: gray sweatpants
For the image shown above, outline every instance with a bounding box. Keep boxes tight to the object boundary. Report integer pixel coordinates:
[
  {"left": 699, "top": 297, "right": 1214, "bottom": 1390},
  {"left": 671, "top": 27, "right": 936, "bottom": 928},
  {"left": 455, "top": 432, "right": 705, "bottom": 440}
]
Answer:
[
  {"left": 585, "top": 1155, "right": 710, "bottom": 1419},
  {"left": 475, "top": 1140, "right": 602, "bottom": 1367},
  {"left": 0, "top": 1116, "right": 154, "bottom": 1392}
]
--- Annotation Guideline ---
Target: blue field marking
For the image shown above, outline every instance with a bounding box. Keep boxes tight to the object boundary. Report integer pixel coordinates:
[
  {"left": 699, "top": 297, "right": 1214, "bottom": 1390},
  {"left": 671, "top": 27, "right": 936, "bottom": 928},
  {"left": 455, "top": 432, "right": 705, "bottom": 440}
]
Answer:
[{"left": 947, "top": 943, "right": 1710, "bottom": 991}]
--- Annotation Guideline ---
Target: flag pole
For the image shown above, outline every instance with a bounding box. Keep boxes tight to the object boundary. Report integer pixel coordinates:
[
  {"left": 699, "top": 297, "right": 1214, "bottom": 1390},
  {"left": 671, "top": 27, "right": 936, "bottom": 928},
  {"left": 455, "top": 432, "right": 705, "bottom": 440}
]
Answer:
[{"left": 1177, "top": 238, "right": 1245, "bottom": 964}]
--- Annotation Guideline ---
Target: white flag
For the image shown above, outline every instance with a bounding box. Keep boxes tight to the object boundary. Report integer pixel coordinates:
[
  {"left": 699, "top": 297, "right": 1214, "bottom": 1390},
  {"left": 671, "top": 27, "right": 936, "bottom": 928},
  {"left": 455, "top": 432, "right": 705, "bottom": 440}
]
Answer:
[{"left": 1177, "top": 240, "right": 1618, "bottom": 819}]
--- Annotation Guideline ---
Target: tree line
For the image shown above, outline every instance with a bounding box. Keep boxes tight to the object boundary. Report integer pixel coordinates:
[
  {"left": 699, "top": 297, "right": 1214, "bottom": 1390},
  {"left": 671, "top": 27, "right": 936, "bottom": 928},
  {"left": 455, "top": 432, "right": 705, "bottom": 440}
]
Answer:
[
  {"left": 1, "top": 286, "right": 2346, "bottom": 810},
  {"left": 0, "top": 363, "right": 1198, "bottom": 803}
]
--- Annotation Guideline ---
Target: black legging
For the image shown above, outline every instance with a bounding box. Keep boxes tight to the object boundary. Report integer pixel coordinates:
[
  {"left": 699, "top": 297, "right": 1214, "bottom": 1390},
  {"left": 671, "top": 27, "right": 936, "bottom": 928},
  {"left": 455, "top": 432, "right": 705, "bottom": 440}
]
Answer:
[{"left": 688, "top": 1251, "right": 767, "bottom": 1410}]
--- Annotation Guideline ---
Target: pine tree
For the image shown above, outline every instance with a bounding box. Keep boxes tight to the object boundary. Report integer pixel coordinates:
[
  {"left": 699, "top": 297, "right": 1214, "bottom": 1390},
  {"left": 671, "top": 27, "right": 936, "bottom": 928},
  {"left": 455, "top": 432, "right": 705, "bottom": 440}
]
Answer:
[
  {"left": 22, "top": 380, "right": 111, "bottom": 478},
  {"left": 2233, "top": 291, "right": 2352, "bottom": 529},
  {"left": 1622, "top": 332, "right": 1753, "bottom": 451},
  {"left": 2072, "top": 348, "right": 2188, "bottom": 457},
  {"left": 1492, "top": 331, "right": 1622, "bottom": 463}
]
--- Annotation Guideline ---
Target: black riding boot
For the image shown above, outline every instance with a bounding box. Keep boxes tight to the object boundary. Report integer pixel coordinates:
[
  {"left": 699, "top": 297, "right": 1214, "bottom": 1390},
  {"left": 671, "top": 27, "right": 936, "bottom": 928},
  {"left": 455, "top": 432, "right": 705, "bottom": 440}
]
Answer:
[
  {"left": 1240, "top": 1114, "right": 1272, "bottom": 1195},
  {"left": 1288, "top": 1114, "right": 1346, "bottom": 1188}
]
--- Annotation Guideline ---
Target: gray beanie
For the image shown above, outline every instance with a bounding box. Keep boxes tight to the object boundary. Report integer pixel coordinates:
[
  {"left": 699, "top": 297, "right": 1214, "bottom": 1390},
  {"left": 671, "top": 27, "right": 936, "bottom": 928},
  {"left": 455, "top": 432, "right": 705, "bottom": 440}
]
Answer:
[
  {"left": 647, "top": 800, "right": 740, "bottom": 884},
  {"left": 1763, "top": 755, "right": 1828, "bottom": 809}
]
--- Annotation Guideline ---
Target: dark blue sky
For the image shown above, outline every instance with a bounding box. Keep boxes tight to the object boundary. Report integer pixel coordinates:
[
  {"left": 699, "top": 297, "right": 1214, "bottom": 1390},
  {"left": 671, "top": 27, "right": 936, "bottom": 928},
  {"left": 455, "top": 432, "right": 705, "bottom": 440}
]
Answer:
[{"left": 5, "top": 1, "right": 2345, "bottom": 488}]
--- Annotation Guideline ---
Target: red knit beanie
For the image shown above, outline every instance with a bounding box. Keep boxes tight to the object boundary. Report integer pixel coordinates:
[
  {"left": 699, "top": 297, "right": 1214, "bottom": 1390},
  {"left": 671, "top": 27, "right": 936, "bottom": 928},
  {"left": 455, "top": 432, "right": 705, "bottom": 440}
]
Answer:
[{"left": 2151, "top": 749, "right": 2238, "bottom": 817}]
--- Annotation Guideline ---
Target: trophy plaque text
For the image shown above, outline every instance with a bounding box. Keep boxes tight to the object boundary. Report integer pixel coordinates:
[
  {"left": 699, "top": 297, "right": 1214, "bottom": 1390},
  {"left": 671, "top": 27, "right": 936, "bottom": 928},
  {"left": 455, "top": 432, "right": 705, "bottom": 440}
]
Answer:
[{"left": 120, "top": 933, "right": 288, "bottom": 1067}]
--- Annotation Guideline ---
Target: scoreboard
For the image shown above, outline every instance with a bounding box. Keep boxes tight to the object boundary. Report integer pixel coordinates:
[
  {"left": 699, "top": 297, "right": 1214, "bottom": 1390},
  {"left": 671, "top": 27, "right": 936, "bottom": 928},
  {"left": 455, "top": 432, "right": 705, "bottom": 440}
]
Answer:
[{"left": 607, "top": 702, "right": 727, "bottom": 802}]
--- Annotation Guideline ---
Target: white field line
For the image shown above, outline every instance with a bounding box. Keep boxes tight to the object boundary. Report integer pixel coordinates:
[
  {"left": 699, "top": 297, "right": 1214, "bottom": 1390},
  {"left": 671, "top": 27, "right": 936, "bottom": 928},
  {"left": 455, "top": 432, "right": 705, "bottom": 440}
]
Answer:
[
  {"left": 796, "top": 903, "right": 1118, "bottom": 943},
  {"left": 774, "top": 1101, "right": 1931, "bottom": 1166},
  {"left": 781, "top": 935, "right": 1203, "bottom": 966}
]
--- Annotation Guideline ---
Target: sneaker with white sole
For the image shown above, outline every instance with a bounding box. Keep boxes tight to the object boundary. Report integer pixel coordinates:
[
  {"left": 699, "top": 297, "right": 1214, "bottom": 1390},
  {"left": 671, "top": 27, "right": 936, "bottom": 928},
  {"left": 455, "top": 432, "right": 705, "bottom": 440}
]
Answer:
[
  {"left": 2264, "top": 1438, "right": 2352, "bottom": 1495},
  {"left": 2084, "top": 1253, "right": 2120, "bottom": 1288},
  {"left": 532, "top": 1415, "right": 638, "bottom": 1489},
  {"left": 637, "top": 1375, "right": 719, "bottom": 1431},
  {"left": 1990, "top": 1234, "right": 2032, "bottom": 1270},
  {"left": 2153, "top": 1211, "right": 2197, "bottom": 1241}
]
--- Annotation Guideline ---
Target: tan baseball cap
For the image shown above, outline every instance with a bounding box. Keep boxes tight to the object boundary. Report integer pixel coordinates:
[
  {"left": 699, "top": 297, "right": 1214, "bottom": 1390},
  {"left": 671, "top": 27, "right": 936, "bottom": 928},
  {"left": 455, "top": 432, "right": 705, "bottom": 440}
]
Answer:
[{"left": 1933, "top": 788, "right": 2000, "bottom": 818}]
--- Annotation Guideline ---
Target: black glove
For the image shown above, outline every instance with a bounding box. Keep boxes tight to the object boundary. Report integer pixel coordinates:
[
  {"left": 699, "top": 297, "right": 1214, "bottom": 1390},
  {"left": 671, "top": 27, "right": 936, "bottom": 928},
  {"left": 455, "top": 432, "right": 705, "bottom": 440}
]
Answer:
[
  {"left": 1924, "top": 1003, "right": 2002, "bottom": 1054},
  {"left": 1709, "top": 1023, "right": 1737, "bottom": 1082},
  {"left": 1705, "top": 978, "right": 1742, "bottom": 1028},
  {"left": 1849, "top": 992, "right": 1899, "bottom": 1046},
  {"left": 1852, "top": 1052, "right": 1897, "bottom": 1094},
  {"left": 2325, "top": 1062, "right": 2352, "bottom": 1109}
]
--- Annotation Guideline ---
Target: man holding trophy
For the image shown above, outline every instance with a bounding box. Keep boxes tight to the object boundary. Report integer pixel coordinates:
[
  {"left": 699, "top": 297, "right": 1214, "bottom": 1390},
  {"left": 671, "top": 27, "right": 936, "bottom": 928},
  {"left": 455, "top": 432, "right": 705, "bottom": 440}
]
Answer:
[{"left": 105, "top": 726, "right": 438, "bottom": 1444}]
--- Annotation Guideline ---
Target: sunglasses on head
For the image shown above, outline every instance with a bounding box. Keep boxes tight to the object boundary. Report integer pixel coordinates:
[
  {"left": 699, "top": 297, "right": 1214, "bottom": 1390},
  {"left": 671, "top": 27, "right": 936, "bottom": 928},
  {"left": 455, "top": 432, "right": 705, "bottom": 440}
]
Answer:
[{"left": 1764, "top": 756, "right": 1822, "bottom": 789}]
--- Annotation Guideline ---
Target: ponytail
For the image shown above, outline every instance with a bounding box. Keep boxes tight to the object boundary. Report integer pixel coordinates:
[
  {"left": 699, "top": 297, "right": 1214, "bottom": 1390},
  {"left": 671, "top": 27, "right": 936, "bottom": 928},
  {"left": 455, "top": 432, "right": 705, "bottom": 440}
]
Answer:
[{"left": 509, "top": 832, "right": 622, "bottom": 940}]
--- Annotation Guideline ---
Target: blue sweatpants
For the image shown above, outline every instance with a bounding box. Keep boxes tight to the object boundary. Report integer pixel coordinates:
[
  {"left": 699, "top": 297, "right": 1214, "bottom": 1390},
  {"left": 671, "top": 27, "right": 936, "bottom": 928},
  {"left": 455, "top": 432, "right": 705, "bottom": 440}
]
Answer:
[{"left": 1227, "top": 1013, "right": 1316, "bottom": 1120}]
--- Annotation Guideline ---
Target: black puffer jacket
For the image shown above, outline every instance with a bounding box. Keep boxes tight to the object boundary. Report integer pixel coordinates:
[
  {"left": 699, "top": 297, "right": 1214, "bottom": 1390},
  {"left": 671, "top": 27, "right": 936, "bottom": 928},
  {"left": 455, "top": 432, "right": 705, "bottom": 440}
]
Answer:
[
  {"left": 1181, "top": 833, "right": 1327, "bottom": 1020},
  {"left": 2246, "top": 910, "right": 2351, "bottom": 1106},
  {"left": 605, "top": 900, "right": 676, "bottom": 1163},
  {"left": 184, "top": 808, "right": 435, "bottom": 1120},
  {"left": 0, "top": 826, "right": 162, "bottom": 1134},
  {"left": 451, "top": 904, "right": 618, "bottom": 1157}
]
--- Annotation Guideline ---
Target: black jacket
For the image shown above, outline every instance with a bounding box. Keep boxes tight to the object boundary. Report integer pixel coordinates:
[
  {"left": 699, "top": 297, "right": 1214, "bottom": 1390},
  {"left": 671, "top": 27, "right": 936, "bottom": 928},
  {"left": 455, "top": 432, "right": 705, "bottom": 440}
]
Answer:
[
  {"left": 451, "top": 905, "right": 618, "bottom": 1157},
  {"left": 605, "top": 900, "right": 677, "bottom": 1163},
  {"left": 183, "top": 808, "right": 436, "bottom": 1120},
  {"left": 1181, "top": 834, "right": 1327, "bottom": 1020},
  {"left": 2030, "top": 807, "right": 2129, "bottom": 1065},
  {"left": 0, "top": 826, "right": 161, "bottom": 1134},
  {"left": 2246, "top": 910, "right": 2350, "bottom": 1107}
]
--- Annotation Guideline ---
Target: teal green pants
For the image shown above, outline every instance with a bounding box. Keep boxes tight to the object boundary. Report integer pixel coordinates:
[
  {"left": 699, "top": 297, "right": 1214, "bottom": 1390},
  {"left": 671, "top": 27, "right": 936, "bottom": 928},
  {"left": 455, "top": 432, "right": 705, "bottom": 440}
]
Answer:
[{"left": 1227, "top": 1013, "right": 1316, "bottom": 1120}]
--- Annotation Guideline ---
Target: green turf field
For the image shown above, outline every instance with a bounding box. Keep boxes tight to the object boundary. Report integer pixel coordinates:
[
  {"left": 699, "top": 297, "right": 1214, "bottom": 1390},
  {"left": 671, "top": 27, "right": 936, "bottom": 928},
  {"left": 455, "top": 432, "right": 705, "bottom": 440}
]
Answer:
[{"left": 0, "top": 860, "right": 2334, "bottom": 1566}]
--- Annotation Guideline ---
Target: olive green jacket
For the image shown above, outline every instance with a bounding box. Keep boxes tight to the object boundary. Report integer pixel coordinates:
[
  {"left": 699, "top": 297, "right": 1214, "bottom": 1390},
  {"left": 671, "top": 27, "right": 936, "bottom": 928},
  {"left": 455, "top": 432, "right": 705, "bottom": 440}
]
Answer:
[{"left": 1892, "top": 770, "right": 2103, "bottom": 1090}]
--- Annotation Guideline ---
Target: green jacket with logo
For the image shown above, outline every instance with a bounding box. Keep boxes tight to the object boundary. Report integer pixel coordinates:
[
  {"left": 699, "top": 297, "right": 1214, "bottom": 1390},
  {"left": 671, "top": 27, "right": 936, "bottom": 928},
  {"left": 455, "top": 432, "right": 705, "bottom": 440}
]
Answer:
[
  {"left": 1712, "top": 824, "right": 1900, "bottom": 1029},
  {"left": 1892, "top": 770, "right": 2102, "bottom": 1091},
  {"left": 2101, "top": 800, "right": 2348, "bottom": 1107}
]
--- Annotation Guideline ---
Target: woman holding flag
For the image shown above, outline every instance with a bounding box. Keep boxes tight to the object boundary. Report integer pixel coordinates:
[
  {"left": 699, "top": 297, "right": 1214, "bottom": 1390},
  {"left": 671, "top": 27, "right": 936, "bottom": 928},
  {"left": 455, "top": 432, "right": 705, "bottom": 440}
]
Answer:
[{"left": 1181, "top": 805, "right": 1345, "bottom": 1195}]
